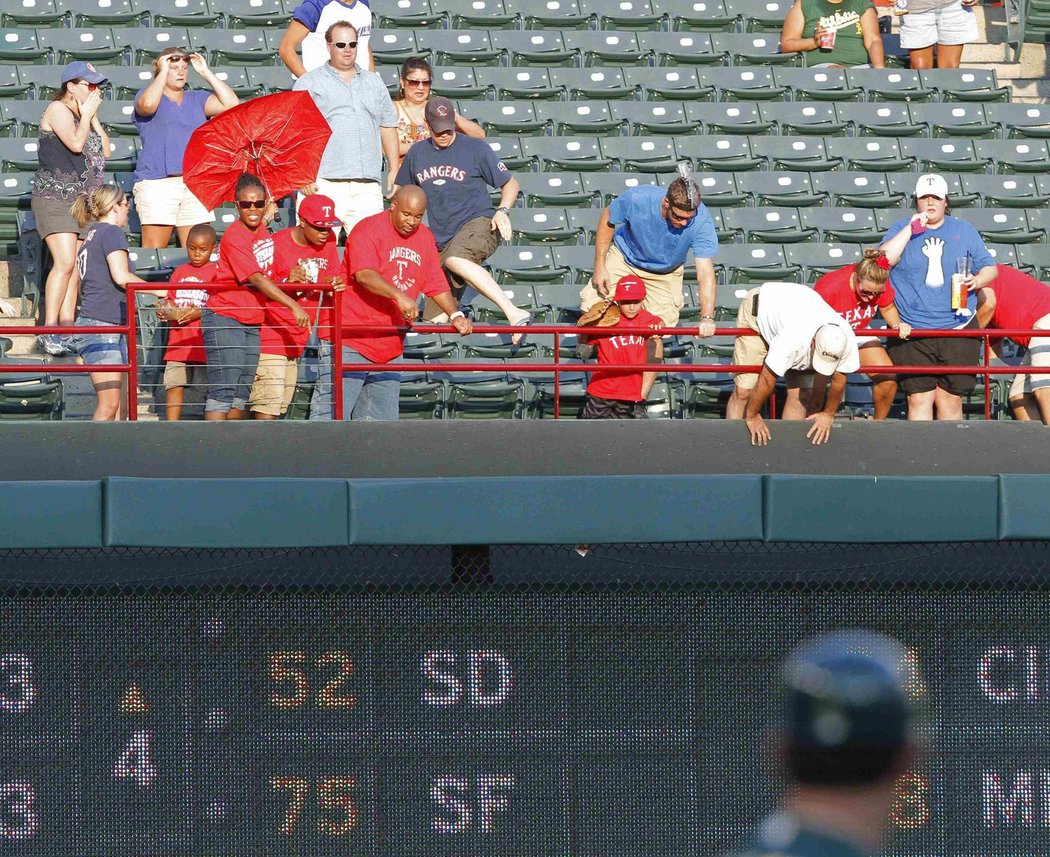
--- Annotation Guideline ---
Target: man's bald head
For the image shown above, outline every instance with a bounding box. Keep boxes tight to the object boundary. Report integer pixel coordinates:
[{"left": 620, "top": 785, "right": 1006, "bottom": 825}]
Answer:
[
  {"left": 390, "top": 185, "right": 428, "bottom": 238},
  {"left": 394, "top": 185, "right": 427, "bottom": 209}
]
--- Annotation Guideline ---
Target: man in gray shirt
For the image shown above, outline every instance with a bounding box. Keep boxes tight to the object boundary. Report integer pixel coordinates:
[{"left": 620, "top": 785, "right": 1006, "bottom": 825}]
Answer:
[{"left": 293, "top": 21, "right": 398, "bottom": 237}]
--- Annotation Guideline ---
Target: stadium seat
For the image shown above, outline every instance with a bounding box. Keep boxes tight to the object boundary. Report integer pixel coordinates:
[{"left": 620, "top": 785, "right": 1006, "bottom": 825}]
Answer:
[
  {"left": 754, "top": 137, "right": 838, "bottom": 171},
  {"left": 725, "top": 207, "right": 814, "bottom": 243},
  {"left": 691, "top": 172, "right": 748, "bottom": 206},
  {"left": 982, "top": 242, "right": 1018, "bottom": 267},
  {"left": 705, "top": 207, "right": 739, "bottom": 242},
  {"left": 465, "top": 101, "right": 545, "bottom": 135},
  {"left": 97, "top": 100, "right": 139, "bottom": 137},
  {"left": 665, "top": 0, "right": 737, "bottom": 30},
  {"left": 988, "top": 103, "right": 1050, "bottom": 138},
  {"left": 975, "top": 139, "right": 1049, "bottom": 174},
  {"left": 440, "top": 371, "right": 527, "bottom": 420},
  {"left": 709, "top": 33, "right": 801, "bottom": 65},
  {"left": 444, "top": 0, "right": 517, "bottom": 27},
  {"left": 636, "top": 32, "right": 722, "bottom": 65},
  {"left": 717, "top": 244, "right": 799, "bottom": 284},
  {"left": 1, "top": 102, "right": 46, "bottom": 138},
  {"left": 772, "top": 67, "right": 862, "bottom": 101},
  {"left": 544, "top": 101, "right": 622, "bottom": 135},
  {"left": 825, "top": 138, "right": 912, "bottom": 172},
  {"left": 549, "top": 67, "right": 635, "bottom": 100},
  {"left": 612, "top": 102, "right": 698, "bottom": 135},
  {"left": 738, "top": 171, "right": 827, "bottom": 207},
  {"left": 517, "top": 172, "right": 591, "bottom": 207},
  {"left": 899, "top": 138, "right": 985, "bottom": 173},
  {"left": 820, "top": 172, "right": 904, "bottom": 208},
  {"left": 697, "top": 66, "right": 785, "bottom": 101},
  {"left": 732, "top": 0, "right": 794, "bottom": 31},
  {"left": 369, "top": 30, "right": 420, "bottom": 64},
  {"left": 375, "top": 0, "right": 444, "bottom": 29},
  {"left": 759, "top": 102, "right": 848, "bottom": 135},
  {"left": 844, "top": 68, "right": 935, "bottom": 102},
  {"left": 677, "top": 135, "right": 763, "bottom": 171},
  {"left": 922, "top": 103, "right": 998, "bottom": 138},
  {"left": 511, "top": 0, "right": 590, "bottom": 29},
  {"left": 490, "top": 31, "right": 575, "bottom": 67},
  {"left": 799, "top": 208, "right": 883, "bottom": 244},
  {"left": 149, "top": 0, "right": 222, "bottom": 26},
  {"left": 918, "top": 68, "right": 1009, "bottom": 103},
  {"left": 552, "top": 246, "right": 601, "bottom": 284},
  {"left": 223, "top": 0, "right": 290, "bottom": 28},
  {"left": 566, "top": 209, "right": 601, "bottom": 243},
  {"left": 0, "top": 30, "right": 49, "bottom": 64},
  {"left": 429, "top": 66, "right": 485, "bottom": 99},
  {"left": 483, "top": 67, "right": 560, "bottom": 100},
  {"left": 0, "top": 139, "right": 41, "bottom": 172},
  {"left": 959, "top": 208, "right": 1043, "bottom": 244},
  {"left": 580, "top": 0, "right": 665, "bottom": 29},
  {"left": 246, "top": 66, "right": 295, "bottom": 95},
  {"left": 964, "top": 175, "right": 1050, "bottom": 208},
  {"left": 510, "top": 208, "right": 579, "bottom": 245},
  {"left": 485, "top": 137, "right": 529, "bottom": 170},
  {"left": 1014, "top": 244, "right": 1050, "bottom": 279},
  {"left": 838, "top": 103, "right": 927, "bottom": 137},
  {"left": 396, "top": 371, "right": 444, "bottom": 419},
  {"left": 104, "top": 137, "right": 139, "bottom": 171},
  {"left": 195, "top": 29, "right": 275, "bottom": 66},
  {"left": 622, "top": 67, "right": 707, "bottom": 101},
  {"left": 418, "top": 30, "right": 500, "bottom": 64},
  {"left": 3, "top": 0, "right": 66, "bottom": 27},
  {"left": 522, "top": 137, "right": 610, "bottom": 172},
  {"left": 106, "top": 66, "right": 160, "bottom": 100},
  {"left": 687, "top": 102, "right": 772, "bottom": 135},
  {"left": 0, "top": 372, "right": 64, "bottom": 421},
  {"left": 0, "top": 66, "right": 31, "bottom": 100},
  {"left": 581, "top": 172, "right": 663, "bottom": 206},
  {"left": 112, "top": 27, "right": 192, "bottom": 64},
  {"left": 784, "top": 243, "right": 864, "bottom": 281},
  {"left": 532, "top": 281, "right": 587, "bottom": 319},
  {"left": 884, "top": 171, "right": 977, "bottom": 206},
  {"left": 488, "top": 246, "right": 566, "bottom": 284},
  {"left": 57, "top": 0, "right": 140, "bottom": 26},
  {"left": 564, "top": 31, "right": 647, "bottom": 66},
  {"left": 601, "top": 136, "right": 678, "bottom": 172},
  {"left": 526, "top": 365, "right": 588, "bottom": 418}
]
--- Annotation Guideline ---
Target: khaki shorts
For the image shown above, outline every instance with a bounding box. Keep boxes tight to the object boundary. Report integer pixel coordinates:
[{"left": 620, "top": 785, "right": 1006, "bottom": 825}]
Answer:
[
  {"left": 731, "top": 288, "right": 812, "bottom": 390},
  {"left": 248, "top": 354, "right": 298, "bottom": 416},
  {"left": 298, "top": 178, "right": 383, "bottom": 240},
  {"left": 133, "top": 177, "right": 214, "bottom": 228},
  {"left": 1010, "top": 312, "right": 1050, "bottom": 400},
  {"left": 163, "top": 361, "right": 207, "bottom": 390},
  {"left": 579, "top": 244, "right": 685, "bottom": 327},
  {"left": 423, "top": 216, "right": 499, "bottom": 321}
]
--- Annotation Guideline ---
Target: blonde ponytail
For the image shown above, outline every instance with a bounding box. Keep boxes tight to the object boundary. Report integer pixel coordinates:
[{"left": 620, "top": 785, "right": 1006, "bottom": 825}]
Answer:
[{"left": 71, "top": 184, "right": 125, "bottom": 228}]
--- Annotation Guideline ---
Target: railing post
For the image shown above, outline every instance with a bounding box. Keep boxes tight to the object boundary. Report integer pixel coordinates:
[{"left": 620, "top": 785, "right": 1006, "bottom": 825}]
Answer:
[
  {"left": 333, "top": 287, "right": 344, "bottom": 421},
  {"left": 984, "top": 332, "right": 992, "bottom": 421},
  {"left": 127, "top": 285, "right": 139, "bottom": 422}
]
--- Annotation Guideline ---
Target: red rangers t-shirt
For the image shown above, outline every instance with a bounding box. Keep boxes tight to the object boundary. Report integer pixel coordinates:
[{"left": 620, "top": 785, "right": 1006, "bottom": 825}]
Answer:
[
  {"left": 985, "top": 264, "right": 1050, "bottom": 347},
  {"left": 163, "top": 261, "right": 215, "bottom": 364},
  {"left": 814, "top": 265, "right": 896, "bottom": 334},
  {"left": 259, "top": 228, "right": 341, "bottom": 359},
  {"left": 321, "top": 212, "right": 450, "bottom": 364},
  {"left": 588, "top": 308, "right": 662, "bottom": 403},
  {"left": 208, "top": 220, "right": 267, "bottom": 325}
]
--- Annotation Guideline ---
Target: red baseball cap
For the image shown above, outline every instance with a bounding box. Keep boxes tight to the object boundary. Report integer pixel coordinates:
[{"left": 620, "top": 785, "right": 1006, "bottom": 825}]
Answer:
[
  {"left": 613, "top": 274, "right": 646, "bottom": 302},
  {"left": 299, "top": 194, "right": 341, "bottom": 228}
]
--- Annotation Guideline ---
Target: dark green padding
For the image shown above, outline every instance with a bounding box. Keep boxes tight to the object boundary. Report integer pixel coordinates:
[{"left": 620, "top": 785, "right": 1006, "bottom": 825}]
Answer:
[
  {"left": 998, "top": 475, "right": 1050, "bottom": 539},
  {"left": 0, "top": 481, "right": 102, "bottom": 548},
  {"left": 347, "top": 475, "right": 764, "bottom": 545},
  {"left": 104, "top": 478, "right": 349, "bottom": 547},
  {"left": 764, "top": 475, "right": 1000, "bottom": 542}
]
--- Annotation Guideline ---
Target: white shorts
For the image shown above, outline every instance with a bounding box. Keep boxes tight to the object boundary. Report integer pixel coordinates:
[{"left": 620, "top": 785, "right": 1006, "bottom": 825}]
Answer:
[
  {"left": 297, "top": 178, "right": 383, "bottom": 240},
  {"left": 899, "top": 0, "right": 979, "bottom": 48},
  {"left": 1010, "top": 313, "right": 1050, "bottom": 399},
  {"left": 133, "top": 176, "right": 214, "bottom": 228}
]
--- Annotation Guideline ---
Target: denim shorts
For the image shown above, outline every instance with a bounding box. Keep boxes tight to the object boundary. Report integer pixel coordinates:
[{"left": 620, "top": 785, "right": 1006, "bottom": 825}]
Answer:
[{"left": 74, "top": 317, "right": 127, "bottom": 366}]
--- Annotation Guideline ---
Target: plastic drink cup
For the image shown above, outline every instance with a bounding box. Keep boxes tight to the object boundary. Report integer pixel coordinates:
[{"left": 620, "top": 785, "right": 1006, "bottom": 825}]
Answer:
[
  {"left": 951, "top": 257, "right": 971, "bottom": 310},
  {"left": 818, "top": 28, "right": 836, "bottom": 49},
  {"left": 911, "top": 219, "right": 926, "bottom": 236}
]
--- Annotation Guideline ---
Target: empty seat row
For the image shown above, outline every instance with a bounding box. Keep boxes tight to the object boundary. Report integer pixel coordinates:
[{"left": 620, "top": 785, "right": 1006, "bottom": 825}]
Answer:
[{"left": 1, "top": 0, "right": 291, "bottom": 28}]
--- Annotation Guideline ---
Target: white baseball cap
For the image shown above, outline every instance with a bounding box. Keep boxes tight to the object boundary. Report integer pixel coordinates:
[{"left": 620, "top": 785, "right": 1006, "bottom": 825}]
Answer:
[
  {"left": 915, "top": 173, "right": 948, "bottom": 200},
  {"left": 812, "top": 324, "right": 850, "bottom": 376}
]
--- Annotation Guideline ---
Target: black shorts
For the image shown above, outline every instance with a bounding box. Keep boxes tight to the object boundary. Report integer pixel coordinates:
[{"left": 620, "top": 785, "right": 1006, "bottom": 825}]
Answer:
[
  {"left": 886, "top": 318, "right": 980, "bottom": 396},
  {"left": 578, "top": 395, "right": 648, "bottom": 420}
]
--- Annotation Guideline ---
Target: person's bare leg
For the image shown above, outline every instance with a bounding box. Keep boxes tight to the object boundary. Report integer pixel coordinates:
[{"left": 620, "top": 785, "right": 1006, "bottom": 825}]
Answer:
[
  {"left": 118, "top": 375, "right": 128, "bottom": 421},
  {"left": 781, "top": 387, "right": 807, "bottom": 420},
  {"left": 60, "top": 242, "right": 82, "bottom": 326},
  {"left": 91, "top": 372, "right": 123, "bottom": 421},
  {"left": 1010, "top": 395, "right": 1036, "bottom": 420},
  {"left": 933, "top": 386, "right": 964, "bottom": 420},
  {"left": 934, "top": 42, "right": 964, "bottom": 68},
  {"left": 166, "top": 386, "right": 185, "bottom": 421},
  {"left": 205, "top": 411, "right": 228, "bottom": 421},
  {"left": 140, "top": 224, "right": 175, "bottom": 249},
  {"left": 1033, "top": 388, "right": 1050, "bottom": 424},
  {"left": 42, "top": 232, "right": 77, "bottom": 326},
  {"left": 227, "top": 407, "right": 248, "bottom": 420},
  {"left": 906, "top": 389, "right": 936, "bottom": 420},
  {"left": 444, "top": 256, "right": 531, "bottom": 341},
  {"left": 726, "top": 384, "right": 751, "bottom": 420},
  {"left": 252, "top": 411, "right": 278, "bottom": 420},
  {"left": 175, "top": 225, "right": 195, "bottom": 248},
  {"left": 862, "top": 345, "right": 898, "bottom": 419},
  {"left": 908, "top": 45, "right": 935, "bottom": 69}
]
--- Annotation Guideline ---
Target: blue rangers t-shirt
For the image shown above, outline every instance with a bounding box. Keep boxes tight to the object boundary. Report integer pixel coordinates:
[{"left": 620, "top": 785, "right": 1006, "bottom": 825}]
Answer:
[
  {"left": 881, "top": 215, "right": 994, "bottom": 330},
  {"left": 609, "top": 184, "right": 719, "bottom": 274},
  {"left": 395, "top": 135, "right": 512, "bottom": 250}
]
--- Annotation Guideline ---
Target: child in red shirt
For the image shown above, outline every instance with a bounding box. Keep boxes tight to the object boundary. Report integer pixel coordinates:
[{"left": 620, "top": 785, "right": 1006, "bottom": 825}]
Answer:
[
  {"left": 579, "top": 275, "right": 664, "bottom": 419},
  {"left": 157, "top": 224, "right": 216, "bottom": 421}
]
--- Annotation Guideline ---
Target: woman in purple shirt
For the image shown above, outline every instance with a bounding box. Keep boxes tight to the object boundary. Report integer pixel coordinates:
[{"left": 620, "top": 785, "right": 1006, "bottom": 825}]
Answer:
[{"left": 133, "top": 47, "right": 238, "bottom": 249}]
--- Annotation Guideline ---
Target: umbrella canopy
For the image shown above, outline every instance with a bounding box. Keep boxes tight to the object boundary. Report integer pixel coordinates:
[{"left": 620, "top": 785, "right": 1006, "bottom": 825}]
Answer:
[{"left": 183, "top": 91, "right": 332, "bottom": 211}]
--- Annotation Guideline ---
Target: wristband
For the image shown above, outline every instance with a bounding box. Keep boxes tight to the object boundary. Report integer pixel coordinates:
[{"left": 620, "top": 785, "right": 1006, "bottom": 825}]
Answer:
[
  {"left": 449, "top": 311, "right": 465, "bottom": 322},
  {"left": 700, "top": 315, "right": 715, "bottom": 322},
  {"left": 495, "top": 207, "right": 511, "bottom": 215}
]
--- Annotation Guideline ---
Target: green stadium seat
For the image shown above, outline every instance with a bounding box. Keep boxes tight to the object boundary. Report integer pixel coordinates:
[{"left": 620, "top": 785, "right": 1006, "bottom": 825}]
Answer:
[
  {"left": 687, "top": 102, "right": 772, "bottom": 135},
  {"left": 918, "top": 68, "right": 1009, "bottom": 103},
  {"left": 612, "top": 101, "right": 697, "bottom": 135},
  {"left": 149, "top": 0, "right": 222, "bottom": 26},
  {"left": 0, "top": 139, "right": 41, "bottom": 172},
  {"left": 483, "top": 67, "right": 560, "bottom": 100},
  {"left": 844, "top": 68, "right": 935, "bottom": 102},
  {"left": 582, "top": 172, "right": 663, "bottom": 206},
  {"left": 480, "top": 137, "right": 526, "bottom": 171},
  {"left": 511, "top": 0, "right": 590, "bottom": 29},
  {"left": 637, "top": 32, "right": 721, "bottom": 65},
  {"left": 732, "top": 0, "right": 794, "bottom": 31},
  {"left": 677, "top": 135, "right": 763, "bottom": 171},
  {"left": 104, "top": 137, "right": 139, "bottom": 171},
  {"left": 753, "top": 137, "right": 837, "bottom": 172},
  {"left": 959, "top": 207, "right": 1043, "bottom": 244},
  {"left": 522, "top": 136, "right": 610, "bottom": 172},
  {"left": 622, "top": 66, "right": 708, "bottom": 101},
  {"left": 772, "top": 67, "right": 861, "bottom": 101},
  {"left": 982, "top": 243, "right": 1018, "bottom": 268},
  {"left": 56, "top": 0, "right": 140, "bottom": 26},
  {"left": 758, "top": 102, "right": 847, "bottom": 135},
  {"left": 799, "top": 208, "right": 883, "bottom": 243},
  {"left": 1014, "top": 244, "right": 1050, "bottom": 279},
  {"left": 564, "top": 31, "right": 647, "bottom": 66},
  {"left": 682, "top": 377, "right": 734, "bottom": 418},
  {"left": 544, "top": 101, "right": 621, "bottom": 135},
  {"left": 899, "top": 138, "right": 984, "bottom": 173},
  {"left": 246, "top": 66, "right": 295, "bottom": 95},
  {"left": 820, "top": 172, "right": 903, "bottom": 208},
  {"left": 665, "top": 0, "right": 737, "bottom": 30},
  {"left": 566, "top": 208, "right": 601, "bottom": 242},
  {"left": 705, "top": 206, "right": 739, "bottom": 242},
  {"left": 105, "top": 66, "right": 159, "bottom": 100},
  {"left": 429, "top": 66, "right": 485, "bottom": 99},
  {"left": 397, "top": 371, "right": 444, "bottom": 419},
  {"left": 922, "top": 103, "right": 998, "bottom": 138},
  {"left": 2, "top": 0, "right": 66, "bottom": 27},
  {"left": 532, "top": 281, "right": 588, "bottom": 318},
  {"left": 464, "top": 101, "right": 545, "bottom": 134},
  {"left": 551, "top": 246, "right": 599, "bottom": 284},
  {"left": 884, "top": 171, "right": 977, "bottom": 206},
  {"left": 525, "top": 365, "right": 588, "bottom": 418},
  {"left": 717, "top": 244, "right": 799, "bottom": 284},
  {"left": 579, "top": 0, "right": 664, "bottom": 29},
  {"left": 419, "top": 30, "right": 500, "bottom": 64},
  {"left": 838, "top": 102, "right": 926, "bottom": 137},
  {"left": 96, "top": 100, "right": 138, "bottom": 137},
  {"left": 510, "top": 207, "right": 579, "bottom": 245},
  {"left": 0, "top": 373, "right": 65, "bottom": 421},
  {"left": 444, "top": 0, "right": 517, "bottom": 27},
  {"left": 1, "top": 102, "right": 46, "bottom": 138},
  {"left": 988, "top": 103, "right": 1050, "bottom": 139},
  {"left": 0, "top": 30, "right": 49, "bottom": 64},
  {"left": 725, "top": 207, "right": 814, "bottom": 243},
  {"left": 600, "top": 136, "right": 678, "bottom": 172},
  {"left": 784, "top": 243, "right": 864, "bottom": 281},
  {"left": 738, "top": 171, "right": 826, "bottom": 207},
  {"left": 825, "top": 137, "right": 911, "bottom": 172},
  {"left": 369, "top": 30, "right": 420, "bottom": 64},
  {"left": 693, "top": 172, "right": 748, "bottom": 206},
  {"left": 441, "top": 373, "right": 527, "bottom": 420},
  {"left": 698, "top": 66, "right": 785, "bottom": 101},
  {"left": 222, "top": 0, "right": 291, "bottom": 28},
  {"left": 964, "top": 174, "right": 1050, "bottom": 208},
  {"left": 113, "top": 27, "right": 192, "bottom": 64},
  {"left": 194, "top": 29, "right": 275, "bottom": 66},
  {"left": 975, "top": 139, "right": 1049, "bottom": 174},
  {"left": 517, "top": 172, "right": 591, "bottom": 207},
  {"left": 710, "top": 32, "right": 801, "bottom": 65},
  {"left": 376, "top": 0, "right": 444, "bottom": 28},
  {"left": 0, "top": 66, "right": 32, "bottom": 100},
  {"left": 549, "top": 67, "right": 634, "bottom": 100}
]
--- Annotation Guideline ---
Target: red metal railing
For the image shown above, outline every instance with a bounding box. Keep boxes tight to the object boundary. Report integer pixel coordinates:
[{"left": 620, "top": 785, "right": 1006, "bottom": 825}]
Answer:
[{"left": 2, "top": 284, "right": 1045, "bottom": 422}]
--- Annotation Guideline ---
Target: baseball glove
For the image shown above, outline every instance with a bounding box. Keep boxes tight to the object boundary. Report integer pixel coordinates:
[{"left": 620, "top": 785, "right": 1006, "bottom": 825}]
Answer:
[{"left": 577, "top": 300, "right": 621, "bottom": 328}]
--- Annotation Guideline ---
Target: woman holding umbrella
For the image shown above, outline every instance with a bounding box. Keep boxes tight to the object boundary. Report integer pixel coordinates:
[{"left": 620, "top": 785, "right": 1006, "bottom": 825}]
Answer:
[
  {"left": 133, "top": 47, "right": 239, "bottom": 249},
  {"left": 202, "top": 173, "right": 310, "bottom": 421}
]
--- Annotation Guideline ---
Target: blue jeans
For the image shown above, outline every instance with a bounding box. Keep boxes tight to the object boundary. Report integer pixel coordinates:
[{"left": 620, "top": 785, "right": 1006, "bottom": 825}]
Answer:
[
  {"left": 201, "top": 309, "right": 260, "bottom": 414},
  {"left": 74, "top": 316, "right": 127, "bottom": 365},
  {"left": 308, "top": 341, "right": 401, "bottom": 421}
]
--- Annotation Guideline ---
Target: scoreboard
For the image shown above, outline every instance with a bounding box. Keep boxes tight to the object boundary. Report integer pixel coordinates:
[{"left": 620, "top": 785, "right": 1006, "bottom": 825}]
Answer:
[{"left": 0, "top": 585, "right": 1048, "bottom": 856}]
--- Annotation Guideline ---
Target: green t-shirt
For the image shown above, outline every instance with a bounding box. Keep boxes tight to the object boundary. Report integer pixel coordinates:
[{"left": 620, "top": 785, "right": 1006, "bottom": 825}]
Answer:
[
  {"left": 725, "top": 814, "right": 870, "bottom": 857},
  {"left": 800, "top": 0, "right": 873, "bottom": 68}
]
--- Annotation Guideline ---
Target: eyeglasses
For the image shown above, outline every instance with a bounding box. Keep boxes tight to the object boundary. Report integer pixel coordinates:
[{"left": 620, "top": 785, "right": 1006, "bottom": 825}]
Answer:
[
  {"left": 858, "top": 288, "right": 884, "bottom": 301},
  {"left": 237, "top": 200, "right": 267, "bottom": 210},
  {"left": 328, "top": 41, "right": 358, "bottom": 49},
  {"left": 405, "top": 78, "right": 431, "bottom": 87},
  {"left": 167, "top": 54, "right": 190, "bottom": 64},
  {"left": 78, "top": 81, "right": 100, "bottom": 91}
]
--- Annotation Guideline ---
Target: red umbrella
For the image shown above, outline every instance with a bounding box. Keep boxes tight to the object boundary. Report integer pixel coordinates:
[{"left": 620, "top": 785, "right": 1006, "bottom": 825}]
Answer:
[{"left": 183, "top": 91, "right": 332, "bottom": 210}]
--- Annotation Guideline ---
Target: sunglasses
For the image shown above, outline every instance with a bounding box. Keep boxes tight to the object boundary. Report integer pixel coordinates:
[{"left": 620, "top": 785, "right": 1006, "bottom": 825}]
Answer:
[
  {"left": 237, "top": 200, "right": 267, "bottom": 210},
  {"left": 328, "top": 41, "right": 358, "bottom": 49},
  {"left": 405, "top": 79, "right": 431, "bottom": 87},
  {"left": 78, "top": 81, "right": 100, "bottom": 91},
  {"left": 167, "top": 54, "right": 191, "bottom": 63}
]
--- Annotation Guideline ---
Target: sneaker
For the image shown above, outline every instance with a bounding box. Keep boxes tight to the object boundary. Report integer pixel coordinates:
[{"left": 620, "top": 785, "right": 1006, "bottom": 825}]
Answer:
[
  {"left": 56, "top": 335, "right": 77, "bottom": 355},
  {"left": 37, "top": 334, "right": 67, "bottom": 356}
]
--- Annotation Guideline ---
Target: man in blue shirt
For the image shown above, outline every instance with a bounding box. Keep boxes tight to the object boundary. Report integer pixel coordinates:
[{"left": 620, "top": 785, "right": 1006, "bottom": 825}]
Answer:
[
  {"left": 724, "top": 631, "right": 921, "bottom": 857},
  {"left": 580, "top": 180, "right": 719, "bottom": 335},
  {"left": 394, "top": 97, "right": 531, "bottom": 342}
]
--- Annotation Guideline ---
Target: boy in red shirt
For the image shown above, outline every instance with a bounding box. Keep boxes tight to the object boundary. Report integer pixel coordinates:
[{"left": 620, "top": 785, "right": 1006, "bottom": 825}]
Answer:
[
  {"left": 814, "top": 249, "right": 911, "bottom": 420},
  {"left": 310, "top": 186, "right": 472, "bottom": 420},
  {"left": 976, "top": 264, "right": 1050, "bottom": 423},
  {"left": 248, "top": 194, "right": 344, "bottom": 420},
  {"left": 578, "top": 274, "right": 664, "bottom": 419},
  {"left": 157, "top": 224, "right": 216, "bottom": 421}
]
